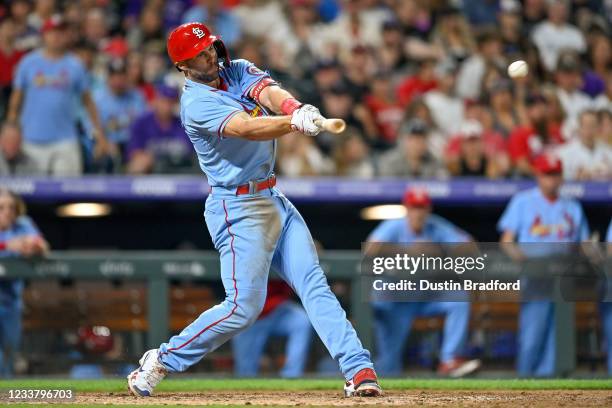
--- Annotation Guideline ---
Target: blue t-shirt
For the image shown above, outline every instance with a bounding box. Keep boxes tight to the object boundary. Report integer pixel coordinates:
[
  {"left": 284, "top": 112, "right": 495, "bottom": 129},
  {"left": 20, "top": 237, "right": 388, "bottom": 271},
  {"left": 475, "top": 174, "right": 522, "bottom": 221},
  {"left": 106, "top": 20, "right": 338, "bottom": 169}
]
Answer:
[
  {"left": 368, "top": 214, "right": 471, "bottom": 243},
  {"left": 606, "top": 219, "right": 612, "bottom": 243},
  {"left": 0, "top": 216, "right": 41, "bottom": 305},
  {"left": 94, "top": 86, "right": 146, "bottom": 144},
  {"left": 180, "top": 59, "right": 276, "bottom": 187},
  {"left": 13, "top": 50, "right": 90, "bottom": 144}
]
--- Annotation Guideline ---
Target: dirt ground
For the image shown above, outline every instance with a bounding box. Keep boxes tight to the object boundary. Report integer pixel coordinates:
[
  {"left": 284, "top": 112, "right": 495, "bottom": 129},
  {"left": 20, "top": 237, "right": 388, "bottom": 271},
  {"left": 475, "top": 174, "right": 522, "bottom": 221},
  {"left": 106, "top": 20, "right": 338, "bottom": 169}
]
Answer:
[{"left": 74, "top": 390, "right": 612, "bottom": 407}]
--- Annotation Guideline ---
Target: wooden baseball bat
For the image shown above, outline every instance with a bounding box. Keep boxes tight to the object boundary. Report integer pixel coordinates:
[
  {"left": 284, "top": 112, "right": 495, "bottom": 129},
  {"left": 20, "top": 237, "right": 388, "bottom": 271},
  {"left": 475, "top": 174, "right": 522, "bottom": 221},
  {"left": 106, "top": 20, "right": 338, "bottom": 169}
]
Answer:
[{"left": 314, "top": 118, "right": 346, "bottom": 134}]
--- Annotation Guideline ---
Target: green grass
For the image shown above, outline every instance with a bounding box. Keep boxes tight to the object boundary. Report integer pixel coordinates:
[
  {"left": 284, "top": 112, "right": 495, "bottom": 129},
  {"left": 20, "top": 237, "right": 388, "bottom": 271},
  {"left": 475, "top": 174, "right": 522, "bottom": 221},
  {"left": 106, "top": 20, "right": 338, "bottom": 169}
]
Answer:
[{"left": 0, "top": 378, "right": 611, "bottom": 393}]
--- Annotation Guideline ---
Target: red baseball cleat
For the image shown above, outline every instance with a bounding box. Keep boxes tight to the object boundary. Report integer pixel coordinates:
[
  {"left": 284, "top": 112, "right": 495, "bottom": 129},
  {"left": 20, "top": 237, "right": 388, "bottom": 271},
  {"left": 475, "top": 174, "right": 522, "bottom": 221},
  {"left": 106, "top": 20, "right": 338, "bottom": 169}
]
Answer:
[{"left": 343, "top": 368, "right": 383, "bottom": 397}]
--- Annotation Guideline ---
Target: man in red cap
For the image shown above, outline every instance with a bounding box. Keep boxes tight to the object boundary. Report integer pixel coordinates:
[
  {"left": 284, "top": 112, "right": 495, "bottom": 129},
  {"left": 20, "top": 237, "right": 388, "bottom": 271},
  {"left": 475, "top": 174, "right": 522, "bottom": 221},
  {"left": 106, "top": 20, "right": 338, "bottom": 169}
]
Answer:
[
  {"left": 3, "top": 14, "right": 110, "bottom": 175},
  {"left": 127, "top": 22, "right": 382, "bottom": 398},
  {"left": 498, "top": 152, "right": 590, "bottom": 377},
  {"left": 366, "top": 187, "right": 481, "bottom": 377}
]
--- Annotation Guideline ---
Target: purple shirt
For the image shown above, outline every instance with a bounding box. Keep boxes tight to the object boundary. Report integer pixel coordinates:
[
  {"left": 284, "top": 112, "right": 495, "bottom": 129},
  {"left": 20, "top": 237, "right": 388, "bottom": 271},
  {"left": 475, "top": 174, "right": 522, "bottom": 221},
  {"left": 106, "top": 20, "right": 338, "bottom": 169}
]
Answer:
[{"left": 127, "top": 111, "right": 192, "bottom": 163}]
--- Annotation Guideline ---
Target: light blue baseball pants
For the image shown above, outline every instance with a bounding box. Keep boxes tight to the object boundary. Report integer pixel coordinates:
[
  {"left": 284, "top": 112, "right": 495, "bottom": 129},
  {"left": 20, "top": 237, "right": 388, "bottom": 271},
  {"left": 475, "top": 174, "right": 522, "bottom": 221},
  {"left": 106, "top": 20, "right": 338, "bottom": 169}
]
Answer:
[{"left": 158, "top": 187, "right": 373, "bottom": 380}]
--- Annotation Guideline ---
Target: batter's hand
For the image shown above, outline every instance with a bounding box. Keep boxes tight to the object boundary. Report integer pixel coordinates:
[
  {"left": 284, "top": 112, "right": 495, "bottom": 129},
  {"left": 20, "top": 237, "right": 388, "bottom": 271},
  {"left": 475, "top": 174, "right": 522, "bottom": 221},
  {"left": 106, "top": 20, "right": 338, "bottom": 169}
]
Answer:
[{"left": 291, "top": 104, "right": 325, "bottom": 136}]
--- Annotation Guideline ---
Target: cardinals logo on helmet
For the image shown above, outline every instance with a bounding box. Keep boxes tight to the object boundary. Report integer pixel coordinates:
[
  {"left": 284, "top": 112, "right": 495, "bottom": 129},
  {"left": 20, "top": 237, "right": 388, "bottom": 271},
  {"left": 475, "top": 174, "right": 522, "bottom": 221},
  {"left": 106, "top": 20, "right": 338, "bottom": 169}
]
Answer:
[{"left": 192, "top": 27, "right": 205, "bottom": 39}]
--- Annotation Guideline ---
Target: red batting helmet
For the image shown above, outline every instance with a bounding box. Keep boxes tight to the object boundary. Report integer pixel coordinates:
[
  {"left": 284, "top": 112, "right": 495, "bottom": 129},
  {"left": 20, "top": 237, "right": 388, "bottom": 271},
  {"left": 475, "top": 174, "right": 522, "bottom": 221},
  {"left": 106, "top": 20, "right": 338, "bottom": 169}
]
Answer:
[{"left": 166, "top": 22, "right": 230, "bottom": 67}]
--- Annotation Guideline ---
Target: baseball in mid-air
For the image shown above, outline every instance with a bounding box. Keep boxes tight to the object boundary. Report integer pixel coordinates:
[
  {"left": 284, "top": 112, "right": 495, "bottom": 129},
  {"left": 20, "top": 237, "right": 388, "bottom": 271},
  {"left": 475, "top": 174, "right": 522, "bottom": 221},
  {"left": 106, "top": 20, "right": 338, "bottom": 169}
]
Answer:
[{"left": 507, "top": 60, "right": 529, "bottom": 78}]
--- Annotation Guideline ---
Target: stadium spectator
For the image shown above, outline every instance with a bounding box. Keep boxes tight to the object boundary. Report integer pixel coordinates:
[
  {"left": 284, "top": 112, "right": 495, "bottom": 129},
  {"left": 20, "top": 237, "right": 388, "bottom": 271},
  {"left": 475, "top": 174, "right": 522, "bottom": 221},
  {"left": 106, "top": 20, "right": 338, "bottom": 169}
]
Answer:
[
  {"left": 332, "top": 128, "right": 375, "bottom": 178},
  {"left": 94, "top": 59, "right": 146, "bottom": 167},
  {"left": 423, "top": 60, "right": 464, "bottom": 135},
  {"left": 8, "top": 0, "right": 40, "bottom": 52},
  {"left": 126, "top": 6, "right": 166, "bottom": 52},
  {"left": 367, "top": 187, "right": 481, "bottom": 377},
  {"left": 182, "top": 0, "right": 241, "bottom": 48},
  {"left": 431, "top": 6, "right": 476, "bottom": 66},
  {"left": 81, "top": 8, "right": 110, "bottom": 50},
  {"left": 394, "top": 0, "right": 438, "bottom": 62},
  {"left": 445, "top": 120, "right": 509, "bottom": 179},
  {"left": 594, "top": 71, "right": 612, "bottom": 112},
  {"left": 583, "top": 33, "right": 610, "bottom": 98},
  {"left": 497, "top": 0, "right": 526, "bottom": 58},
  {"left": 364, "top": 73, "right": 403, "bottom": 147},
  {"left": 377, "top": 119, "right": 447, "bottom": 178},
  {"left": 0, "top": 123, "right": 37, "bottom": 176},
  {"left": 554, "top": 51, "right": 594, "bottom": 136},
  {"left": 377, "top": 20, "right": 409, "bottom": 72},
  {"left": 3, "top": 15, "right": 110, "bottom": 176},
  {"left": 126, "top": 85, "right": 193, "bottom": 175},
  {"left": 233, "top": 0, "right": 287, "bottom": 41},
  {"left": 508, "top": 93, "right": 564, "bottom": 176},
  {"left": 0, "top": 189, "right": 49, "bottom": 377},
  {"left": 403, "top": 97, "right": 447, "bottom": 160},
  {"left": 276, "top": 131, "right": 334, "bottom": 177},
  {"left": 0, "top": 19, "right": 26, "bottom": 119},
  {"left": 557, "top": 110, "right": 612, "bottom": 180},
  {"left": 531, "top": 0, "right": 586, "bottom": 73},
  {"left": 319, "top": 81, "right": 377, "bottom": 147},
  {"left": 396, "top": 58, "right": 438, "bottom": 108},
  {"left": 456, "top": 30, "right": 505, "bottom": 101},
  {"left": 317, "top": 0, "right": 388, "bottom": 61},
  {"left": 487, "top": 79, "right": 521, "bottom": 138},
  {"left": 498, "top": 153, "right": 590, "bottom": 377},
  {"left": 599, "top": 109, "right": 612, "bottom": 145},
  {"left": 343, "top": 45, "right": 376, "bottom": 102},
  {"left": 231, "top": 281, "right": 312, "bottom": 378},
  {"left": 28, "top": 0, "right": 56, "bottom": 32}
]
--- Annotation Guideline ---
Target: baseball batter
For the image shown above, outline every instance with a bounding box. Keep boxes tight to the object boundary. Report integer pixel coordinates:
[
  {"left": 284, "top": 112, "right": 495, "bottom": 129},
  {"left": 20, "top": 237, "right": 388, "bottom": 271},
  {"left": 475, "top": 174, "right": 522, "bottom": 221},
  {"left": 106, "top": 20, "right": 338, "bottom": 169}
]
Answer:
[{"left": 127, "top": 23, "right": 381, "bottom": 397}]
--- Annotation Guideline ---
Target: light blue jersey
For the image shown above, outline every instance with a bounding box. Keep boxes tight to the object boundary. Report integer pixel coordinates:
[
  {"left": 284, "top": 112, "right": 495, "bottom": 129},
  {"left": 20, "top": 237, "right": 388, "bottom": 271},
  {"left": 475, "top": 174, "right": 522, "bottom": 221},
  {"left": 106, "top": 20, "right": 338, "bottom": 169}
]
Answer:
[
  {"left": 607, "top": 219, "right": 612, "bottom": 243},
  {"left": 155, "top": 58, "right": 375, "bottom": 383},
  {"left": 93, "top": 86, "right": 146, "bottom": 144},
  {"left": 498, "top": 187, "right": 589, "bottom": 243},
  {"left": 13, "top": 50, "right": 90, "bottom": 144},
  {"left": 498, "top": 187, "right": 589, "bottom": 377},
  {"left": 368, "top": 214, "right": 470, "bottom": 243},
  {"left": 180, "top": 59, "right": 276, "bottom": 187}
]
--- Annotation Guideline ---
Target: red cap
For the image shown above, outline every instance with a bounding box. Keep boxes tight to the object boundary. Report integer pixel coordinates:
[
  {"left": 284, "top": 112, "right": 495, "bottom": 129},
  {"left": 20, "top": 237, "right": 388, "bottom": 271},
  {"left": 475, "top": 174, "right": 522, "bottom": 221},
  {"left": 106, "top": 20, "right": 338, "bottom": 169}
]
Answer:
[
  {"left": 167, "top": 22, "right": 217, "bottom": 65},
  {"left": 402, "top": 187, "right": 432, "bottom": 208},
  {"left": 41, "top": 15, "right": 67, "bottom": 33},
  {"left": 532, "top": 153, "right": 562, "bottom": 174}
]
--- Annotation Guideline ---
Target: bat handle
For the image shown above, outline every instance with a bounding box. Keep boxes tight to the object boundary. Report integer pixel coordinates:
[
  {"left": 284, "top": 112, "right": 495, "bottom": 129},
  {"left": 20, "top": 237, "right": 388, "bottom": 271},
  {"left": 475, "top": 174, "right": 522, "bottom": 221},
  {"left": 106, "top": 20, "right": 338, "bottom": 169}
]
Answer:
[{"left": 314, "top": 118, "right": 347, "bottom": 134}]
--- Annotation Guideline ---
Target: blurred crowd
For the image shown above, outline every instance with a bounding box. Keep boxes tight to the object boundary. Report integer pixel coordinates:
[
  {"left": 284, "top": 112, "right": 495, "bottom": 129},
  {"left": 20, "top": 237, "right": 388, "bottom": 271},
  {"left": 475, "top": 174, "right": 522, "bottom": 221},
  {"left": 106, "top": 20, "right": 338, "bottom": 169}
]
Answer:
[{"left": 0, "top": 0, "right": 611, "bottom": 180}]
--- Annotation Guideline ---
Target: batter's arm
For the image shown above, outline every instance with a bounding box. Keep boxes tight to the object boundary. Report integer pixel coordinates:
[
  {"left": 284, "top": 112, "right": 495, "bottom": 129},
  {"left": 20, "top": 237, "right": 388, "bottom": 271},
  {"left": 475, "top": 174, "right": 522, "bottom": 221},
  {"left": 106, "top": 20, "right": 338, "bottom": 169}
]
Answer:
[
  {"left": 253, "top": 83, "right": 296, "bottom": 115},
  {"left": 224, "top": 111, "right": 293, "bottom": 141}
]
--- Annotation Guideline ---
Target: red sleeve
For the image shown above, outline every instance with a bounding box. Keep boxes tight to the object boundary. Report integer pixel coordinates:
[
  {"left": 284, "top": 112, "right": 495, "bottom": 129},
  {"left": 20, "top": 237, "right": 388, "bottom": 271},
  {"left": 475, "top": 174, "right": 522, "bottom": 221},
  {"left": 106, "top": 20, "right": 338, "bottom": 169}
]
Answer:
[
  {"left": 508, "top": 127, "right": 530, "bottom": 162},
  {"left": 248, "top": 77, "right": 278, "bottom": 104},
  {"left": 445, "top": 135, "right": 462, "bottom": 157},
  {"left": 0, "top": 242, "right": 5, "bottom": 250}
]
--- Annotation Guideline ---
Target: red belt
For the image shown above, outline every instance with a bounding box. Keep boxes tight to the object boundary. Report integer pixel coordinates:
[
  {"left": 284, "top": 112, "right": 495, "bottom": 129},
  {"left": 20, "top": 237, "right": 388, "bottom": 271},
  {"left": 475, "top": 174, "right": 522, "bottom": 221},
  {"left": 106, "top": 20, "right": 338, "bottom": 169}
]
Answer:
[{"left": 235, "top": 175, "right": 276, "bottom": 195}]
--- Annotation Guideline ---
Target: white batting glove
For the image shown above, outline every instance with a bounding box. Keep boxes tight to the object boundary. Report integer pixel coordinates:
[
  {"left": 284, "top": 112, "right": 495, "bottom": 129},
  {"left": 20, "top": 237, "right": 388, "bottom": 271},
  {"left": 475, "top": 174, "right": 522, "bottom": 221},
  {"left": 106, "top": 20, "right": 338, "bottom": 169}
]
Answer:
[{"left": 291, "top": 104, "right": 324, "bottom": 136}]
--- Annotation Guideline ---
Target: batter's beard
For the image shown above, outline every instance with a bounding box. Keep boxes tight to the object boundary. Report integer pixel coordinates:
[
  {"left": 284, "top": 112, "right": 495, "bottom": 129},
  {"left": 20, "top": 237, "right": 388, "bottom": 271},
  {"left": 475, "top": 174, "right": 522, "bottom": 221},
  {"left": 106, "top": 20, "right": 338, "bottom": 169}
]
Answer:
[{"left": 189, "top": 67, "right": 220, "bottom": 85}]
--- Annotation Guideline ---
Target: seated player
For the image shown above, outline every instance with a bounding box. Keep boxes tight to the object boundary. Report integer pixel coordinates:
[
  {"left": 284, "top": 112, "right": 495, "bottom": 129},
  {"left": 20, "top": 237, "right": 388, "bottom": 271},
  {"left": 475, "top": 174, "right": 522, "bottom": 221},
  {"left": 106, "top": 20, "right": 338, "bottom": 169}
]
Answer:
[
  {"left": 0, "top": 189, "right": 48, "bottom": 377},
  {"left": 232, "top": 281, "right": 312, "bottom": 378},
  {"left": 367, "top": 187, "right": 481, "bottom": 377}
]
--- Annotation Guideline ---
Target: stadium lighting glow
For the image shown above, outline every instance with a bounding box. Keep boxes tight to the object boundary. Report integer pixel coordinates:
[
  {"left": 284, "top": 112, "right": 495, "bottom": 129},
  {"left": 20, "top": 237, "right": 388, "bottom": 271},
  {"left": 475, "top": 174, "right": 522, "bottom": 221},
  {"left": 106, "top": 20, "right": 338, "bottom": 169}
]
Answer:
[
  {"left": 56, "top": 203, "right": 112, "bottom": 217},
  {"left": 360, "top": 205, "right": 406, "bottom": 220}
]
